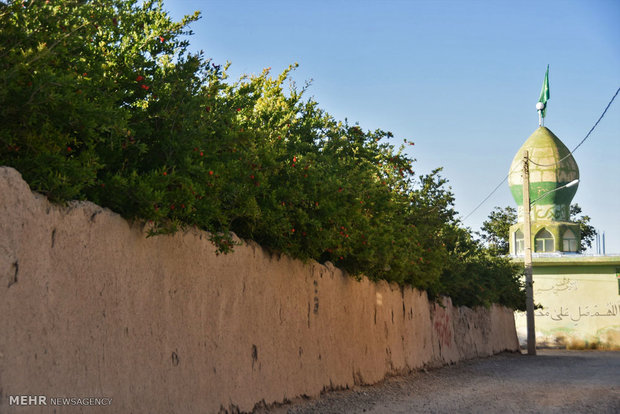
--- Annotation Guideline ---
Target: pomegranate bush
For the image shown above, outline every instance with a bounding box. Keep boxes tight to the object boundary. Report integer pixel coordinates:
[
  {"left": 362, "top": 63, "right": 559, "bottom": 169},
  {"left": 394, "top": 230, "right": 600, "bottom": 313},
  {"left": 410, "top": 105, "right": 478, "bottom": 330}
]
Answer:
[{"left": 0, "top": 0, "right": 524, "bottom": 310}]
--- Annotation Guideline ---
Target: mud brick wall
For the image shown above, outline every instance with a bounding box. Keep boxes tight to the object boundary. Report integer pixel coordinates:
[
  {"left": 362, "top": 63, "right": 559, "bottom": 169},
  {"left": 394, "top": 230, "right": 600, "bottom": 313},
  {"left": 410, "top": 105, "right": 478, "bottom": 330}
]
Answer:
[{"left": 0, "top": 167, "right": 519, "bottom": 413}]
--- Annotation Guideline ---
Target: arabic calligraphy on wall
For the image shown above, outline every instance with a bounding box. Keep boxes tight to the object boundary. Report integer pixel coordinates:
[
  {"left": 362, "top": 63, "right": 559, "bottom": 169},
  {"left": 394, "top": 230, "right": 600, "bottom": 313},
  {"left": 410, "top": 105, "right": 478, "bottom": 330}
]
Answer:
[
  {"left": 535, "top": 303, "right": 620, "bottom": 322},
  {"left": 534, "top": 277, "right": 578, "bottom": 296}
]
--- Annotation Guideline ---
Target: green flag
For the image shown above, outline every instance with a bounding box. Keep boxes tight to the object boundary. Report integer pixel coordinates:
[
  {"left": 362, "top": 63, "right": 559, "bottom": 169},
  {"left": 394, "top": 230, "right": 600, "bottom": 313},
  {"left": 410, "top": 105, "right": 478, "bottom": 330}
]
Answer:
[{"left": 538, "top": 65, "right": 550, "bottom": 118}]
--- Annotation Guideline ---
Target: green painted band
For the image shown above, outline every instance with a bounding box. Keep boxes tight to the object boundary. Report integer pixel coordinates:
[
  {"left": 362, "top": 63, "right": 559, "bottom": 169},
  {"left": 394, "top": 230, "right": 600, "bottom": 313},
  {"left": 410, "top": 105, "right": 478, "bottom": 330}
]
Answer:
[{"left": 510, "top": 181, "right": 578, "bottom": 206}]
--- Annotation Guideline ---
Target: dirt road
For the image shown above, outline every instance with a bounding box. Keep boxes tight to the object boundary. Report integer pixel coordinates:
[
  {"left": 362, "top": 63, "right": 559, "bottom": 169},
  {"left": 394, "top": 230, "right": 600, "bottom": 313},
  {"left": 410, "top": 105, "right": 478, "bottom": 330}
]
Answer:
[{"left": 260, "top": 350, "right": 620, "bottom": 414}]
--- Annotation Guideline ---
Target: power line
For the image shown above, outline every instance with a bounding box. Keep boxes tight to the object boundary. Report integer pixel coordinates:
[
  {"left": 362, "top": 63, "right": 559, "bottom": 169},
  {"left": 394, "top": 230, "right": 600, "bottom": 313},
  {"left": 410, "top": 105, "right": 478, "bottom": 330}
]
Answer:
[
  {"left": 530, "top": 86, "right": 620, "bottom": 167},
  {"left": 462, "top": 175, "right": 508, "bottom": 221},
  {"left": 462, "top": 86, "right": 620, "bottom": 222}
]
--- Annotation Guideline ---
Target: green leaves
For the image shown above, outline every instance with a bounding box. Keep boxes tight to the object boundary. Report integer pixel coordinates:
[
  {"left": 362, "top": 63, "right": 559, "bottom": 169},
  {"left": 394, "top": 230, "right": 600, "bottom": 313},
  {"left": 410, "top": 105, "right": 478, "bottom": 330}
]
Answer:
[
  {"left": 0, "top": 0, "right": 523, "bottom": 310},
  {"left": 479, "top": 206, "right": 517, "bottom": 255},
  {"left": 570, "top": 204, "right": 597, "bottom": 251}
]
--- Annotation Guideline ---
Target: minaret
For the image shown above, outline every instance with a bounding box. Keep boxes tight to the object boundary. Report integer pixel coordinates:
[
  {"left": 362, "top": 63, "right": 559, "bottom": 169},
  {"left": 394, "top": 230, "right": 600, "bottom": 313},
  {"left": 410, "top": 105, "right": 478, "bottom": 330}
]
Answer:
[
  {"left": 508, "top": 68, "right": 581, "bottom": 255},
  {"left": 508, "top": 127, "right": 581, "bottom": 255}
]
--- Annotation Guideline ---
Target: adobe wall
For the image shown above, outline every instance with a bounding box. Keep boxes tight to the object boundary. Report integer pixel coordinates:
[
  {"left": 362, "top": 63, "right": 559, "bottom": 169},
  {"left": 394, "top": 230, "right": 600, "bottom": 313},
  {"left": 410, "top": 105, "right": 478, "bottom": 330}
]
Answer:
[{"left": 0, "top": 166, "right": 519, "bottom": 413}]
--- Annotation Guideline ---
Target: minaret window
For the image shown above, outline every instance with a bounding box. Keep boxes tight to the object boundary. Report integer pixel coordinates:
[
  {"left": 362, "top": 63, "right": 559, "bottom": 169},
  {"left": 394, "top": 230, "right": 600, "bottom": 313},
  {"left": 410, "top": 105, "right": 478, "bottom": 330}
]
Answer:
[
  {"left": 515, "top": 229, "right": 524, "bottom": 255},
  {"left": 535, "top": 229, "right": 554, "bottom": 252},
  {"left": 562, "top": 229, "right": 577, "bottom": 252}
]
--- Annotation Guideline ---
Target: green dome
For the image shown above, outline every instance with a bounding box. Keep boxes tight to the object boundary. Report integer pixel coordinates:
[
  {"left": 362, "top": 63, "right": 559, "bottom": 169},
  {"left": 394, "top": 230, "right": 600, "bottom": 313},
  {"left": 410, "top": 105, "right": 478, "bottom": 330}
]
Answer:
[{"left": 508, "top": 127, "right": 579, "bottom": 220}]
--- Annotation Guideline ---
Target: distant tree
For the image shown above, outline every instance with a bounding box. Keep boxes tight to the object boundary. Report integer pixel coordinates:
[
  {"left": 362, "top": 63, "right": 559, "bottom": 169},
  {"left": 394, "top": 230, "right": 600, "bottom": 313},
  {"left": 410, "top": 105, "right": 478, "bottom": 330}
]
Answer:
[
  {"left": 478, "top": 206, "right": 517, "bottom": 255},
  {"left": 570, "top": 204, "right": 597, "bottom": 251},
  {"left": 479, "top": 204, "right": 596, "bottom": 254}
]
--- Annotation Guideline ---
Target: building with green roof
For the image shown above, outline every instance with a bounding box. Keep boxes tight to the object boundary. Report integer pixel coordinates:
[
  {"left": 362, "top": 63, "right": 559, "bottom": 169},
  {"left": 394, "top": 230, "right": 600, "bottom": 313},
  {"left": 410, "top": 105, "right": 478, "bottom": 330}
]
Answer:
[
  {"left": 508, "top": 126, "right": 580, "bottom": 255},
  {"left": 509, "top": 126, "right": 620, "bottom": 349}
]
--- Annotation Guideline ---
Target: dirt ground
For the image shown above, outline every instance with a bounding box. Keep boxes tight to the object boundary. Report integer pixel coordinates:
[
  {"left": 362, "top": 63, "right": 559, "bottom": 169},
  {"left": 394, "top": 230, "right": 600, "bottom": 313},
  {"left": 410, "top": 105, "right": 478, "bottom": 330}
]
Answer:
[{"left": 257, "top": 350, "right": 620, "bottom": 414}]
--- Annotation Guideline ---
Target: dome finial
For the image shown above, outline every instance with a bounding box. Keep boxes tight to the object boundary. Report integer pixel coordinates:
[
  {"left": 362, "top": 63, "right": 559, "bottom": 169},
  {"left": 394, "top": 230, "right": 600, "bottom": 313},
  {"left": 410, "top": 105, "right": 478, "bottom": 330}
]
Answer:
[{"left": 537, "top": 65, "right": 550, "bottom": 126}]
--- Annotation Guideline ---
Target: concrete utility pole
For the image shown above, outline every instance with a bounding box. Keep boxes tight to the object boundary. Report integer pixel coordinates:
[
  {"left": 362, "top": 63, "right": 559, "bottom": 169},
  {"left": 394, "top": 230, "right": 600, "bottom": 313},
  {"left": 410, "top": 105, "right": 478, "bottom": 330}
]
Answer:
[{"left": 522, "top": 151, "right": 536, "bottom": 356}]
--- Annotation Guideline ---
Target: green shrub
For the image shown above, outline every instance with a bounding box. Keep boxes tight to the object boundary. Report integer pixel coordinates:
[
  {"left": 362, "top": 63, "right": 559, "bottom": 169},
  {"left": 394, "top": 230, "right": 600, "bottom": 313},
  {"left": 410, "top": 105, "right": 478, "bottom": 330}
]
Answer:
[{"left": 0, "top": 0, "right": 524, "bottom": 310}]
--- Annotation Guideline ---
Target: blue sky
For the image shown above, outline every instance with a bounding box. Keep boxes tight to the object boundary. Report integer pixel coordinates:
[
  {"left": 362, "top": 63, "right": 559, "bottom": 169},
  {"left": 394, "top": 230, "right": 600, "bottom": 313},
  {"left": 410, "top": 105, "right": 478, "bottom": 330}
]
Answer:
[{"left": 164, "top": 0, "right": 620, "bottom": 253}]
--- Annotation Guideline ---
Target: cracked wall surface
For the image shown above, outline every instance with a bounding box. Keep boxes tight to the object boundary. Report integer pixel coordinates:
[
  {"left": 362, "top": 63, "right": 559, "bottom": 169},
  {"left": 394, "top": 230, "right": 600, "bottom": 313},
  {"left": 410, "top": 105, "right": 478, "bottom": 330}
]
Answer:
[{"left": 0, "top": 166, "right": 519, "bottom": 413}]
